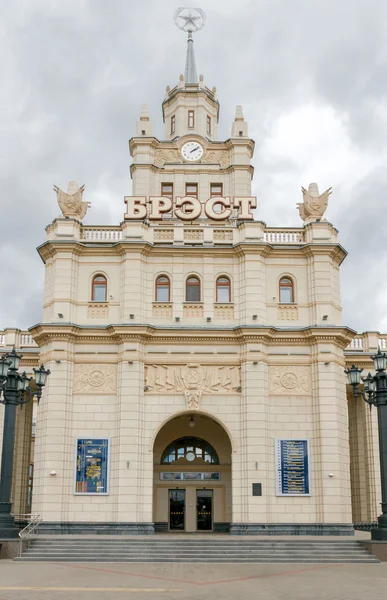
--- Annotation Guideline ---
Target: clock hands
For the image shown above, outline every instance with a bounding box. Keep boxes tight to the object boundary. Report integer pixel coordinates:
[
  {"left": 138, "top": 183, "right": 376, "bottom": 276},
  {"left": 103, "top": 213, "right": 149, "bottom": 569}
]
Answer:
[{"left": 190, "top": 146, "right": 200, "bottom": 153}]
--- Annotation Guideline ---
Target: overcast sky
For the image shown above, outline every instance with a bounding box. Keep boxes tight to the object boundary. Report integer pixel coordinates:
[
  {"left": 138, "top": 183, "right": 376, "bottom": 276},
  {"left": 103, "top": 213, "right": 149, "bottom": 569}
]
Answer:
[{"left": 1, "top": 0, "right": 387, "bottom": 333}]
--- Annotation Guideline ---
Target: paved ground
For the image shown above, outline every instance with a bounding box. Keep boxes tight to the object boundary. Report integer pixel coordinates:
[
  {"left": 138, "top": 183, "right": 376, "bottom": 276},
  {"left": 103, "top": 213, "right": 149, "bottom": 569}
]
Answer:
[{"left": 0, "top": 560, "right": 386, "bottom": 600}]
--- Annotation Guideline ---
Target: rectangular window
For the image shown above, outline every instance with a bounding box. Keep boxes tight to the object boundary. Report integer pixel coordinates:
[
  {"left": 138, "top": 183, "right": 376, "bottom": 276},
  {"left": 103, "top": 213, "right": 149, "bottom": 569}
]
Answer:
[
  {"left": 75, "top": 439, "right": 109, "bottom": 494},
  {"left": 210, "top": 183, "right": 223, "bottom": 197},
  {"left": 186, "top": 183, "right": 198, "bottom": 199},
  {"left": 171, "top": 115, "right": 176, "bottom": 135},
  {"left": 188, "top": 110, "right": 195, "bottom": 128},
  {"left": 207, "top": 115, "right": 212, "bottom": 135},
  {"left": 161, "top": 183, "right": 173, "bottom": 200}
]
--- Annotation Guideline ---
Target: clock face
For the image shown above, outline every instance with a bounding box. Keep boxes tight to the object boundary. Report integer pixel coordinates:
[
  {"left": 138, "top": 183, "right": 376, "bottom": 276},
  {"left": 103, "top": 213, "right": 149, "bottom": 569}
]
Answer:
[
  {"left": 186, "top": 451, "right": 196, "bottom": 462},
  {"left": 181, "top": 141, "right": 204, "bottom": 162}
]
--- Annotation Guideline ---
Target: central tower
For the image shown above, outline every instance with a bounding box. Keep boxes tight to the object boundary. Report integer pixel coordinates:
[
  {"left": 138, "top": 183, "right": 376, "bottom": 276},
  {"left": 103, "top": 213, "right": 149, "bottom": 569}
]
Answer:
[{"left": 129, "top": 7, "right": 254, "bottom": 212}]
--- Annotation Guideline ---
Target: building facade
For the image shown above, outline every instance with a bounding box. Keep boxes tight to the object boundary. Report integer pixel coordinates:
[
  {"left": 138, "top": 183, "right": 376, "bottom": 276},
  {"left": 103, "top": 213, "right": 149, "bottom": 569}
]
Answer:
[{"left": 0, "top": 33, "right": 383, "bottom": 534}]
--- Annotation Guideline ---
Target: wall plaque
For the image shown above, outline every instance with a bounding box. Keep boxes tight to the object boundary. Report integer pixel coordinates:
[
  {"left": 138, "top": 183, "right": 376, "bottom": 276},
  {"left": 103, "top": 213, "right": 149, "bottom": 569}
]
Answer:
[
  {"left": 75, "top": 438, "right": 109, "bottom": 494},
  {"left": 275, "top": 439, "right": 310, "bottom": 496}
]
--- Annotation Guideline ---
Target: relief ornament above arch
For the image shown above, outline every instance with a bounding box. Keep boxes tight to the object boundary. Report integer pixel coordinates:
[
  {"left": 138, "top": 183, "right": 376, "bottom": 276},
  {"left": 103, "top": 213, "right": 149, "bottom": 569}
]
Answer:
[{"left": 145, "top": 363, "right": 241, "bottom": 410}]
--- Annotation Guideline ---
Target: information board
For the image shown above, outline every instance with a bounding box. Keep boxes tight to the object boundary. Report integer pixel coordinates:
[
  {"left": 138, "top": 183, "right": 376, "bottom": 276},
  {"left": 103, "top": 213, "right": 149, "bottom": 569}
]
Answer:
[
  {"left": 275, "top": 439, "right": 310, "bottom": 496},
  {"left": 75, "top": 438, "right": 109, "bottom": 494}
]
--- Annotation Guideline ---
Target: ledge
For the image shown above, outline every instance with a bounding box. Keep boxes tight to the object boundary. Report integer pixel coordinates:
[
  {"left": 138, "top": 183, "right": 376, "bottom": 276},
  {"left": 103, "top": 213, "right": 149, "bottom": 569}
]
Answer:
[
  {"left": 39, "top": 522, "right": 155, "bottom": 535},
  {"left": 230, "top": 523, "right": 354, "bottom": 536}
]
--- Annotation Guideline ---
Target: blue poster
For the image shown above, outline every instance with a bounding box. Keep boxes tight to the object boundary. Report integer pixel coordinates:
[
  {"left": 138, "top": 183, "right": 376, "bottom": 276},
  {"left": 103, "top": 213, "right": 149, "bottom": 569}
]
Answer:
[
  {"left": 75, "top": 439, "right": 109, "bottom": 494},
  {"left": 276, "top": 439, "right": 310, "bottom": 496}
]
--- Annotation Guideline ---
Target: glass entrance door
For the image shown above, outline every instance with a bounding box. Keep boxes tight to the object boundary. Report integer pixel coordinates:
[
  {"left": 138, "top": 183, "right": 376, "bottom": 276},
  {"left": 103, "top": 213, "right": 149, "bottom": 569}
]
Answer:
[
  {"left": 169, "top": 489, "right": 185, "bottom": 531},
  {"left": 196, "top": 489, "right": 213, "bottom": 531}
]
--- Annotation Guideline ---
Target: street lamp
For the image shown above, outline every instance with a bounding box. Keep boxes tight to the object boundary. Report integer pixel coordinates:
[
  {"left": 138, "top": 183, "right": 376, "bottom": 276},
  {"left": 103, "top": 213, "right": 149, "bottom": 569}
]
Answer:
[
  {"left": 345, "top": 349, "right": 387, "bottom": 541},
  {"left": 0, "top": 348, "right": 50, "bottom": 538}
]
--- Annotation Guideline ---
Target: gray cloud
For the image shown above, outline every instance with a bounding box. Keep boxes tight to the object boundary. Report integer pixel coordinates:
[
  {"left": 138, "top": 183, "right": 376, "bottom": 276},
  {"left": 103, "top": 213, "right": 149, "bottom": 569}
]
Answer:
[{"left": 1, "top": 0, "right": 386, "bottom": 332}]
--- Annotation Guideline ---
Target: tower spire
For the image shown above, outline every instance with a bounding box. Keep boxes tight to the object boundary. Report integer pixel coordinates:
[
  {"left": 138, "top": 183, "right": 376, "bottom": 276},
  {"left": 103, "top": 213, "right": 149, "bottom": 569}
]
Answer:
[
  {"left": 185, "top": 32, "right": 198, "bottom": 83},
  {"left": 174, "top": 7, "right": 206, "bottom": 84}
]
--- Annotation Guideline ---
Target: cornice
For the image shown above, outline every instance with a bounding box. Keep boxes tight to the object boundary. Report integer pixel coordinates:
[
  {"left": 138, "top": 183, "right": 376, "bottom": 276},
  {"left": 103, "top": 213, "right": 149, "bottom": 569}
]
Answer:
[
  {"left": 37, "top": 240, "right": 156, "bottom": 262},
  {"left": 130, "top": 163, "right": 254, "bottom": 177},
  {"left": 301, "top": 244, "right": 347, "bottom": 265},
  {"left": 29, "top": 323, "right": 356, "bottom": 350}
]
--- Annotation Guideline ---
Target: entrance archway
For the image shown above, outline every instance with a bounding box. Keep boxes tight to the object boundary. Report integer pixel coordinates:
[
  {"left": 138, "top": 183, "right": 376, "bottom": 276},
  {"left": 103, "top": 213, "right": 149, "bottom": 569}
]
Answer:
[{"left": 153, "top": 412, "right": 232, "bottom": 533}]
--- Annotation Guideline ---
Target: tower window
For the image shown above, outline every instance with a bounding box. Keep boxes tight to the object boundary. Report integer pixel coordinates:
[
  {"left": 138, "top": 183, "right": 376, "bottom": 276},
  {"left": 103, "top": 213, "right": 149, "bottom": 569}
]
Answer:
[
  {"left": 188, "top": 110, "right": 195, "bottom": 128},
  {"left": 210, "top": 183, "right": 223, "bottom": 197},
  {"left": 171, "top": 115, "right": 176, "bottom": 135},
  {"left": 186, "top": 276, "right": 201, "bottom": 302},
  {"left": 141, "top": 130, "right": 146, "bottom": 135},
  {"left": 161, "top": 183, "right": 173, "bottom": 199},
  {"left": 216, "top": 276, "right": 231, "bottom": 303},
  {"left": 186, "top": 183, "right": 198, "bottom": 199},
  {"left": 207, "top": 115, "right": 212, "bottom": 135},
  {"left": 210, "top": 184, "right": 223, "bottom": 213},
  {"left": 92, "top": 275, "right": 107, "bottom": 302},
  {"left": 155, "top": 275, "right": 171, "bottom": 302},
  {"left": 279, "top": 277, "right": 294, "bottom": 303}
]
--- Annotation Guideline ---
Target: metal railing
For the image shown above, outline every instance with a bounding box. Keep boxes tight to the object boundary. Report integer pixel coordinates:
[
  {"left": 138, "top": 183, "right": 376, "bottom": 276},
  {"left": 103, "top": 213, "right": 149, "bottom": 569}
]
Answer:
[{"left": 16, "top": 513, "right": 42, "bottom": 557}]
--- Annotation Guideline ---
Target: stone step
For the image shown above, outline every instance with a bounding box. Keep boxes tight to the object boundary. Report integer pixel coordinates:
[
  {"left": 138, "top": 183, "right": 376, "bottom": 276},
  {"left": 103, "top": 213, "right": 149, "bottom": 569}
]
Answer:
[
  {"left": 29, "top": 540, "right": 368, "bottom": 547},
  {"left": 16, "top": 557, "right": 380, "bottom": 563},
  {"left": 17, "top": 538, "right": 379, "bottom": 563}
]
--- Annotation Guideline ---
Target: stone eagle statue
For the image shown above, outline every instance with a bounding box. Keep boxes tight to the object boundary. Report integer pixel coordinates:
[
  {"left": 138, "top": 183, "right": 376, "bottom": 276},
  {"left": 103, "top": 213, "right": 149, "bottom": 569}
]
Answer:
[
  {"left": 54, "top": 181, "right": 91, "bottom": 220},
  {"left": 297, "top": 183, "right": 332, "bottom": 223}
]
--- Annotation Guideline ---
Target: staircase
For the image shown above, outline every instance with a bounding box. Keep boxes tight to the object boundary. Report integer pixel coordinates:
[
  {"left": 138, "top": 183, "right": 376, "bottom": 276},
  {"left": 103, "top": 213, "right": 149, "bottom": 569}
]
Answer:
[{"left": 16, "top": 537, "right": 380, "bottom": 563}]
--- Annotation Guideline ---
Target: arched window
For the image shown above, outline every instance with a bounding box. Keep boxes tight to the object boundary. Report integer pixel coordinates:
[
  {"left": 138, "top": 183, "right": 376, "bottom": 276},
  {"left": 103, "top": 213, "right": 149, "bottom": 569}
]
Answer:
[
  {"left": 279, "top": 277, "right": 294, "bottom": 303},
  {"left": 161, "top": 437, "right": 219, "bottom": 464},
  {"left": 216, "top": 276, "right": 231, "bottom": 303},
  {"left": 92, "top": 275, "right": 107, "bottom": 302},
  {"left": 155, "top": 275, "right": 170, "bottom": 302},
  {"left": 186, "top": 276, "right": 201, "bottom": 302}
]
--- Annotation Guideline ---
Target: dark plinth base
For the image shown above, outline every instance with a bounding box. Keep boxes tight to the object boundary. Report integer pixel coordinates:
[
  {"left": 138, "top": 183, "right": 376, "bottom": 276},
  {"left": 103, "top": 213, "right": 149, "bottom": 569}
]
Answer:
[
  {"left": 39, "top": 522, "right": 155, "bottom": 535},
  {"left": 371, "top": 528, "right": 387, "bottom": 541},
  {"left": 230, "top": 523, "right": 355, "bottom": 536},
  {"left": 0, "top": 512, "right": 19, "bottom": 539}
]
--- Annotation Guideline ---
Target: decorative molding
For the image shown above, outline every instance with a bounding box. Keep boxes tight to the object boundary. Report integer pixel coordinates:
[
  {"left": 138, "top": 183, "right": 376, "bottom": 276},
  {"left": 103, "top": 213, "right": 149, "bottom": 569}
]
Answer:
[
  {"left": 184, "top": 229, "right": 203, "bottom": 241},
  {"left": 214, "top": 229, "right": 233, "bottom": 241},
  {"left": 74, "top": 364, "right": 117, "bottom": 394},
  {"left": 214, "top": 304, "right": 234, "bottom": 320},
  {"left": 154, "top": 148, "right": 183, "bottom": 166},
  {"left": 153, "top": 229, "right": 174, "bottom": 241},
  {"left": 145, "top": 363, "right": 241, "bottom": 409},
  {"left": 152, "top": 303, "right": 173, "bottom": 318},
  {"left": 204, "top": 149, "right": 229, "bottom": 168},
  {"left": 88, "top": 303, "right": 109, "bottom": 318},
  {"left": 183, "top": 303, "right": 204, "bottom": 318},
  {"left": 269, "top": 366, "right": 311, "bottom": 395},
  {"left": 278, "top": 305, "right": 298, "bottom": 320}
]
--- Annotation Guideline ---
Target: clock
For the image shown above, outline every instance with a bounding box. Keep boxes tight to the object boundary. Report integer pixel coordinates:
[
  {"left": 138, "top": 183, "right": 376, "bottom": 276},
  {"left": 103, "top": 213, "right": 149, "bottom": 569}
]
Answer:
[
  {"left": 181, "top": 141, "right": 204, "bottom": 162},
  {"left": 186, "top": 451, "right": 196, "bottom": 462}
]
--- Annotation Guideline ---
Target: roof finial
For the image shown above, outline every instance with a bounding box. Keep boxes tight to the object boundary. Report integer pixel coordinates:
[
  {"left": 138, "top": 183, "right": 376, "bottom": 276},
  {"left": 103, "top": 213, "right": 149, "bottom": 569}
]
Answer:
[{"left": 174, "top": 7, "right": 206, "bottom": 84}]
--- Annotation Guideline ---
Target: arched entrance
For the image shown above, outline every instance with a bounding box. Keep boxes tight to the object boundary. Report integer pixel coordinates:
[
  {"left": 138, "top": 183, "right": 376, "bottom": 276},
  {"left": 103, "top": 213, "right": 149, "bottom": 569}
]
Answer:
[{"left": 153, "top": 412, "right": 232, "bottom": 533}]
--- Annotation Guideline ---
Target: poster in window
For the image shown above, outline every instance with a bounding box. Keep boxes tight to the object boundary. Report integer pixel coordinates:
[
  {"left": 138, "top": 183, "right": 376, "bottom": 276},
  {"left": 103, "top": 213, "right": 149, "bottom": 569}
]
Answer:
[
  {"left": 75, "top": 438, "right": 109, "bottom": 494},
  {"left": 275, "top": 439, "right": 310, "bottom": 496}
]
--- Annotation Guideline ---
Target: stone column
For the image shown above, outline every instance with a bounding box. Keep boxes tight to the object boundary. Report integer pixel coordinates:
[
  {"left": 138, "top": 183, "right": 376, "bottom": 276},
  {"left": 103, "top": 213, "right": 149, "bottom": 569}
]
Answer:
[
  {"left": 115, "top": 344, "right": 153, "bottom": 532},
  {"left": 231, "top": 354, "right": 269, "bottom": 533},
  {"left": 32, "top": 348, "right": 74, "bottom": 526},
  {"left": 311, "top": 351, "right": 352, "bottom": 530}
]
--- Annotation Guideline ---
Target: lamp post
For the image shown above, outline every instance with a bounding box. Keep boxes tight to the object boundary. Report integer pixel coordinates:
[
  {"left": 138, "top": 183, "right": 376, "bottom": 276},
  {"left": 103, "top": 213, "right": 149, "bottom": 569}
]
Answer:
[
  {"left": 345, "top": 349, "right": 387, "bottom": 541},
  {"left": 0, "top": 348, "right": 50, "bottom": 538}
]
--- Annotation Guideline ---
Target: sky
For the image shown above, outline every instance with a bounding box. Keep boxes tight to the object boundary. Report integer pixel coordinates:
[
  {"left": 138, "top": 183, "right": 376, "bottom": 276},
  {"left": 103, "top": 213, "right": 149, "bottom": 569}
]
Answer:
[{"left": 1, "top": 0, "right": 387, "bottom": 332}]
